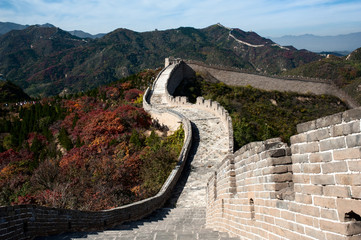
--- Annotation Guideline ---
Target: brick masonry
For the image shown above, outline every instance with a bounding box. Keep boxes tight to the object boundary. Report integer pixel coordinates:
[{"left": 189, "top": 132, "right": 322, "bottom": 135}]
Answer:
[{"left": 206, "top": 108, "right": 361, "bottom": 240}]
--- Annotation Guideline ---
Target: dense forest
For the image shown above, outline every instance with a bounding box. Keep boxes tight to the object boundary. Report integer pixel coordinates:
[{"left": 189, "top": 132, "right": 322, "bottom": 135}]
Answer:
[
  {"left": 0, "top": 69, "right": 184, "bottom": 211},
  {"left": 175, "top": 74, "right": 348, "bottom": 150}
]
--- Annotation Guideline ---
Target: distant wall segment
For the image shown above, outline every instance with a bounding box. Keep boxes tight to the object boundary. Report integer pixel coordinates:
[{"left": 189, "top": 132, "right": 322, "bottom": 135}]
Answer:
[
  {"left": 206, "top": 107, "right": 361, "bottom": 239},
  {"left": 187, "top": 61, "right": 359, "bottom": 109}
]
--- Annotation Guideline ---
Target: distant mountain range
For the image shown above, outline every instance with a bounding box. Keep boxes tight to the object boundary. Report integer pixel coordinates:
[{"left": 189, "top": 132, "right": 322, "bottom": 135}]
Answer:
[
  {"left": 271, "top": 32, "right": 361, "bottom": 53},
  {"left": 0, "top": 22, "right": 105, "bottom": 39},
  {"left": 0, "top": 23, "right": 322, "bottom": 97}
]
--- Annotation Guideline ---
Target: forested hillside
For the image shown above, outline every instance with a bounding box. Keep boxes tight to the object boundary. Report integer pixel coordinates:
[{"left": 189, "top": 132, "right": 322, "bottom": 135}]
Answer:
[
  {"left": 0, "top": 69, "right": 184, "bottom": 211},
  {"left": 0, "top": 24, "right": 321, "bottom": 97},
  {"left": 175, "top": 74, "right": 348, "bottom": 150},
  {"left": 283, "top": 48, "right": 361, "bottom": 104}
]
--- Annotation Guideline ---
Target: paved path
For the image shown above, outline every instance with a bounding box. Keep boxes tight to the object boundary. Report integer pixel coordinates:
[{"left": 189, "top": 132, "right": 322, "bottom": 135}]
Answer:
[{"left": 38, "top": 64, "right": 236, "bottom": 239}]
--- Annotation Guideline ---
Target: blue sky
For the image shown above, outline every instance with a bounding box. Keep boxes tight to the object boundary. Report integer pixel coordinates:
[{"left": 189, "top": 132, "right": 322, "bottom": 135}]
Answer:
[{"left": 1, "top": 0, "right": 361, "bottom": 37}]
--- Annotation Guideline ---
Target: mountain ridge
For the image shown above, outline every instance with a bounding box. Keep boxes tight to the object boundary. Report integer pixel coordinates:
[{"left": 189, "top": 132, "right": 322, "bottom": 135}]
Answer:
[
  {"left": 271, "top": 32, "right": 361, "bottom": 52},
  {"left": 0, "top": 23, "right": 321, "bottom": 97}
]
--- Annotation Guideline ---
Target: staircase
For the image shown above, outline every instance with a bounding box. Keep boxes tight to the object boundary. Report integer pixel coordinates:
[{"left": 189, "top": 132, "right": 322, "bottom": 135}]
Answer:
[{"left": 37, "top": 63, "right": 237, "bottom": 239}]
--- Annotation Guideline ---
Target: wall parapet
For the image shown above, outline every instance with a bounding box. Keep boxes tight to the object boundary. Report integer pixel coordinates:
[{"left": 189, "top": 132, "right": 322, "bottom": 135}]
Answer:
[
  {"left": 164, "top": 61, "right": 234, "bottom": 153},
  {"left": 207, "top": 107, "right": 361, "bottom": 240},
  {"left": 0, "top": 64, "right": 193, "bottom": 240}
]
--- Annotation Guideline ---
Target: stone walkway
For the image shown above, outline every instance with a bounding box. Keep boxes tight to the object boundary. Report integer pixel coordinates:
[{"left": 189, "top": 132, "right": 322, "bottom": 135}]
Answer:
[{"left": 37, "top": 64, "right": 236, "bottom": 240}]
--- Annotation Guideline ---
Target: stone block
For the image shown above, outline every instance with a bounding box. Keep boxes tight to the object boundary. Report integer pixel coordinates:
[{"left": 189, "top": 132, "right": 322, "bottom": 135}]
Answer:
[
  {"left": 297, "top": 120, "right": 316, "bottom": 134},
  {"left": 320, "top": 220, "right": 349, "bottom": 235},
  {"left": 303, "top": 164, "right": 321, "bottom": 174},
  {"left": 319, "top": 137, "right": 346, "bottom": 151},
  {"left": 351, "top": 186, "right": 361, "bottom": 198},
  {"left": 281, "top": 210, "right": 295, "bottom": 221},
  {"left": 305, "top": 226, "right": 326, "bottom": 240},
  {"left": 307, "top": 129, "right": 330, "bottom": 142},
  {"left": 316, "top": 112, "right": 342, "bottom": 128},
  {"left": 272, "top": 165, "right": 289, "bottom": 174},
  {"left": 295, "top": 193, "right": 312, "bottom": 204},
  {"left": 291, "top": 144, "right": 300, "bottom": 154},
  {"left": 291, "top": 203, "right": 320, "bottom": 217},
  {"left": 323, "top": 186, "right": 351, "bottom": 198},
  {"left": 331, "top": 124, "right": 344, "bottom": 137},
  {"left": 293, "top": 174, "right": 310, "bottom": 184},
  {"left": 299, "top": 142, "right": 319, "bottom": 153},
  {"left": 311, "top": 175, "right": 335, "bottom": 185},
  {"left": 322, "top": 162, "right": 348, "bottom": 174},
  {"left": 301, "top": 185, "right": 323, "bottom": 195},
  {"left": 321, "top": 208, "right": 338, "bottom": 221},
  {"left": 333, "top": 148, "right": 361, "bottom": 160},
  {"left": 343, "top": 121, "right": 360, "bottom": 135},
  {"left": 335, "top": 174, "right": 361, "bottom": 186},
  {"left": 346, "top": 134, "right": 361, "bottom": 148},
  {"left": 290, "top": 133, "right": 307, "bottom": 144},
  {"left": 309, "top": 152, "right": 332, "bottom": 163},
  {"left": 348, "top": 160, "right": 361, "bottom": 172},
  {"left": 272, "top": 156, "right": 292, "bottom": 166},
  {"left": 325, "top": 232, "right": 349, "bottom": 240},
  {"left": 313, "top": 196, "right": 336, "bottom": 209},
  {"left": 296, "top": 213, "right": 315, "bottom": 226},
  {"left": 343, "top": 108, "right": 361, "bottom": 122},
  {"left": 292, "top": 154, "right": 309, "bottom": 163}
]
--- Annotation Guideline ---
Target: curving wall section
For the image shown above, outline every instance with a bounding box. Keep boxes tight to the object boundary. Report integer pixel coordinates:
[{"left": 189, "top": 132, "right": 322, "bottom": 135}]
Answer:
[
  {"left": 0, "top": 63, "right": 193, "bottom": 240},
  {"left": 206, "top": 108, "right": 361, "bottom": 240},
  {"left": 164, "top": 60, "right": 234, "bottom": 153}
]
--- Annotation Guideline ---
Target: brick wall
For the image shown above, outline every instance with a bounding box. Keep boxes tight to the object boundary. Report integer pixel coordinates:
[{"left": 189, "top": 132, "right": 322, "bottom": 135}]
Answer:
[
  {"left": 165, "top": 61, "right": 234, "bottom": 153},
  {"left": 206, "top": 108, "right": 361, "bottom": 240},
  {"left": 187, "top": 62, "right": 359, "bottom": 109}
]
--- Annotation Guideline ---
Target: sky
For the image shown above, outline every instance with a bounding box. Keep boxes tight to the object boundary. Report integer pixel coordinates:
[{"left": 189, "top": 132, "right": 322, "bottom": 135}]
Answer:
[{"left": 1, "top": 0, "right": 361, "bottom": 37}]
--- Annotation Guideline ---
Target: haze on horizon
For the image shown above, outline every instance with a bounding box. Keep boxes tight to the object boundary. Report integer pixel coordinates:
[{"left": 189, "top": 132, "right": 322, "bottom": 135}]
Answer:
[{"left": 1, "top": 0, "right": 361, "bottom": 37}]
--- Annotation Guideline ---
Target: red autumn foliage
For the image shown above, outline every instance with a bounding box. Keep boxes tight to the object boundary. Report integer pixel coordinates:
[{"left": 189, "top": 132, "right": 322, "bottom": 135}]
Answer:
[{"left": 124, "top": 89, "right": 143, "bottom": 102}]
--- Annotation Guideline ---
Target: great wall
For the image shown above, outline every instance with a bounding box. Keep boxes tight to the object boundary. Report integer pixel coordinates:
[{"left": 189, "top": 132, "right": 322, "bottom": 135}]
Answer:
[{"left": 1, "top": 59, "right": 361, "bottom": 239}]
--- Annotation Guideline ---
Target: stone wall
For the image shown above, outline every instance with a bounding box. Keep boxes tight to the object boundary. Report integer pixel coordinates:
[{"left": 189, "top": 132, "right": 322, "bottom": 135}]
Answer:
[
  {"left": 187, "top": 62, "right": 359, "bottom": 109},
  {"left": 206, "top": 108, "right": 361, "bottom": 239},
  {"left": 164, "top": 61, "right": 234, "bottom": 153},
  {"left": 0, "top": 64, "right": 193, "bottom": 240}
]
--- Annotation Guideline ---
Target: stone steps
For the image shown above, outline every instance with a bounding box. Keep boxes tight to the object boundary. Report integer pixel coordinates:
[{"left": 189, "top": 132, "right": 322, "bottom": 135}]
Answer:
[{"left": 39, "top": 207, "right": 238, "bottom": 240}]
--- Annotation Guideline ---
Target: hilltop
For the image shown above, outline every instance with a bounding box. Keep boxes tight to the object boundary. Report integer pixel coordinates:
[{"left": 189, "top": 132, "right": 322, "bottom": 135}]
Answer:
[
  {"left": 283, "top": 47, "right": 361, "bottom": 104},
  {"left": 0, "top": 81, "right": 30, "bottom": 103},
  {"left": 0, "top": 24, "right": 320, "bottom": 97}
]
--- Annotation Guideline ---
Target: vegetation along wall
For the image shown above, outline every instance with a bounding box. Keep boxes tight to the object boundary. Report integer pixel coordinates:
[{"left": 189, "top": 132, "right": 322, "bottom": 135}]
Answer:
[
  {"left": 0, "top": 62, "right": 193, "bottom": 240},
  {"left": 206, "top": 108, "right": 361, "bottom": 239}
]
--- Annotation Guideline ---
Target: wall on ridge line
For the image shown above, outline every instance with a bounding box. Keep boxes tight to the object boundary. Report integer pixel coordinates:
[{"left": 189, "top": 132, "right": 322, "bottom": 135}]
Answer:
[
  {"left": 206, "top": 107, "right": 361, "bottom": 240},
  {"left": 188, "top": 62, "right": 359, "bottom": 109},
  {"left": 0, "top": 65, "right": 193, "bottom": 240},
  {"left": 164, "top": 61, "right": 234, "bottom": 153}
]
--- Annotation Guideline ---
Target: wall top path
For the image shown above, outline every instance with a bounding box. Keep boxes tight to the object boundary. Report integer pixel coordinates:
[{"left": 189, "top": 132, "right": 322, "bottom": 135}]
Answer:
[
  {"left": 149, "top": 60, "right": 232, "bottom": 208},
  {"left": 187, "top": 62, "right": 359, "bottom": 109}
]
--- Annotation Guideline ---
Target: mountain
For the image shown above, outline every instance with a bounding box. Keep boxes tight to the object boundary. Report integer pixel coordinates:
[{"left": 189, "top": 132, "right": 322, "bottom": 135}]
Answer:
[
  {"left": 0, "top": 81, "right": 30, "bottom": 102},
  {"left": 0, "top": 21, "right": 104, "bottom": 39},
  {"left": 271, "top": 32, "right": 361, "bottom": 52},
  {"left": 0, "top": 22, "right": 28, "bottom": 35},
  {"left": 68, "top": 30, "right": 106, "bottom": 39},
  {"left": 0, "top": 22, "right": 56, "bottom": 35},
  {"left": 283, "top": 47, "right": 361, "bottom": 104},
  {"left": 0, "top": 23, "right": 321, "bottom": 97}
]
